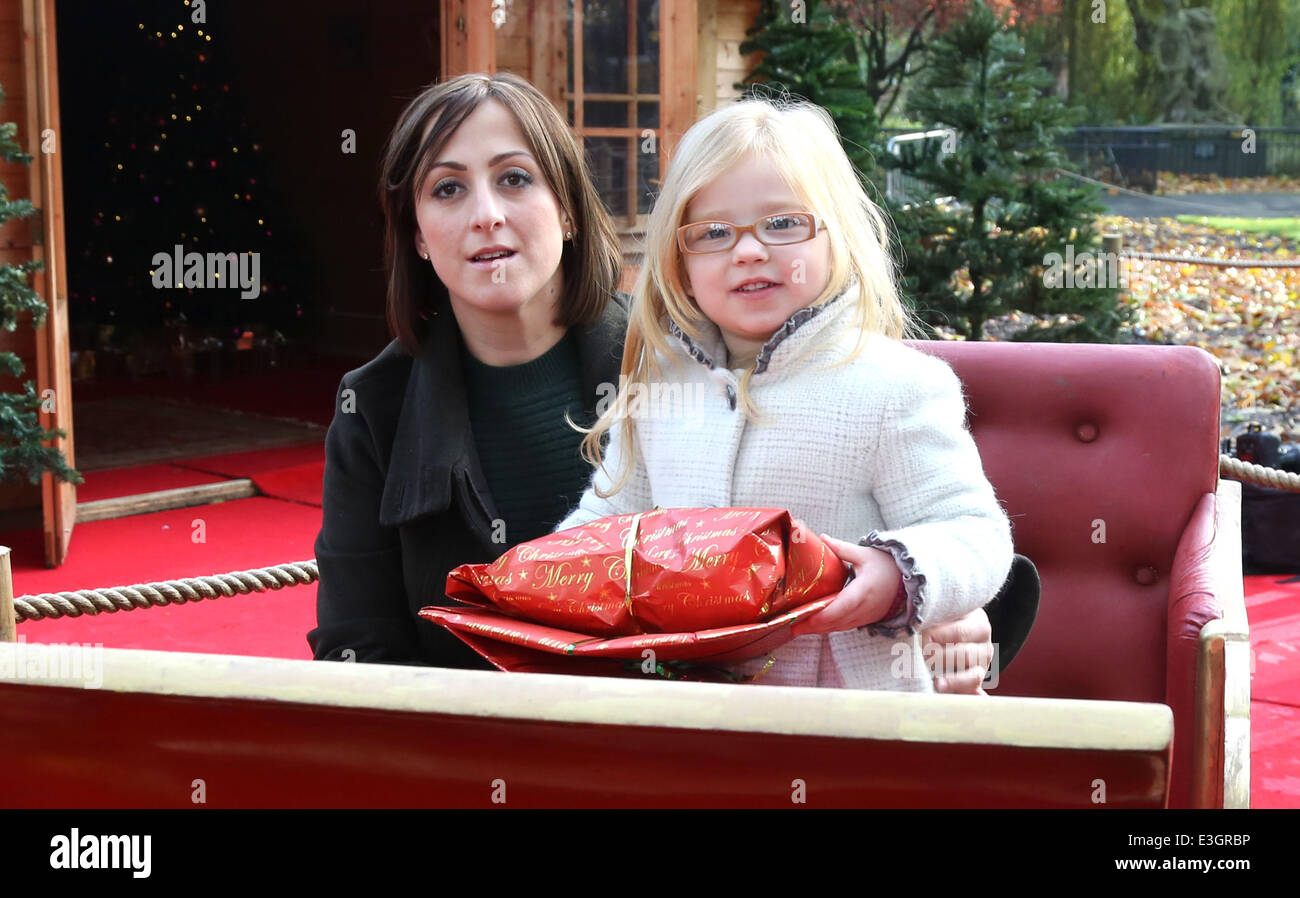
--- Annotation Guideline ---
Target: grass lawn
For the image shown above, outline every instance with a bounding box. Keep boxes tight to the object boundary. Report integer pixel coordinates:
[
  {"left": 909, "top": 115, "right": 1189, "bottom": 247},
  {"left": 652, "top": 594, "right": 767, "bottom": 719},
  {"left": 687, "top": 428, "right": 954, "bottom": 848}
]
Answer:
[{"left": 1174, "top": 215, "right": 1300, "bottom": 241}]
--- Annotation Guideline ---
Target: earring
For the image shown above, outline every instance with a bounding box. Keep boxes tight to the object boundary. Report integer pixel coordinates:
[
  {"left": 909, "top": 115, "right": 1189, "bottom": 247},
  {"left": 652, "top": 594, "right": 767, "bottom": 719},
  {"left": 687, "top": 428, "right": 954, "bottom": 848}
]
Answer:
[
  {"left": 420, "top": 252, "right": 428, "bottom": 260},
  {"left": 564, "top": 231, "right": 574, "bottom": 241}
]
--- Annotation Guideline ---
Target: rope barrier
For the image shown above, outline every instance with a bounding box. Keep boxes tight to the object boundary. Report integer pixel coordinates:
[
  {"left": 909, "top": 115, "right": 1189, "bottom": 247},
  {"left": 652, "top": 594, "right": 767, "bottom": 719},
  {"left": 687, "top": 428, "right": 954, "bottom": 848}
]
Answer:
[
  {"left": 10, "top": 559, "right": 318, "bottom": 624},
  {"left": 1219, "top": 454, "right": 1300, "bottom": 492},
  {"left": 1122, "top": 250, "right": 1300, "bottom": 268}
]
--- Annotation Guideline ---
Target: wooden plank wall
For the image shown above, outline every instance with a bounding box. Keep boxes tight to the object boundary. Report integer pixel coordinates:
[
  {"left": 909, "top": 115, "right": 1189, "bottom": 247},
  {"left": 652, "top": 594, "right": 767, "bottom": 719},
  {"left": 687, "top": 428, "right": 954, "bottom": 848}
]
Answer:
[
  {"left": 713, "top": 0, "right": 758, "bottom": 109},
  {"left": 495, "top": 1, "right": 529, "bottom": 78}
]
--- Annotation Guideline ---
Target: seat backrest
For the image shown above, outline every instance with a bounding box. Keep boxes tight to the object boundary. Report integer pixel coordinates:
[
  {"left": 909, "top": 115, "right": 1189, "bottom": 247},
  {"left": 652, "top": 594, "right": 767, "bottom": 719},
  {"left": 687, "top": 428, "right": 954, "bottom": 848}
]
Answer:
[{"left": 908, "top": 341, "right": 1221, "bottom": 703}]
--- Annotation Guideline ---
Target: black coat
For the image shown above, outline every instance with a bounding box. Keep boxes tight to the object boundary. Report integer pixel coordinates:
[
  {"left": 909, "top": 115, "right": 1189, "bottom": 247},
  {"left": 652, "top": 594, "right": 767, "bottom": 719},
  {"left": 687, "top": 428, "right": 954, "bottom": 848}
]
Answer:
[
  {"left": 308, "top": 294, "right": 1038, "bottom": 674},
  {"left": 307, "top": 294, "right": 629, "bottom": 667}
]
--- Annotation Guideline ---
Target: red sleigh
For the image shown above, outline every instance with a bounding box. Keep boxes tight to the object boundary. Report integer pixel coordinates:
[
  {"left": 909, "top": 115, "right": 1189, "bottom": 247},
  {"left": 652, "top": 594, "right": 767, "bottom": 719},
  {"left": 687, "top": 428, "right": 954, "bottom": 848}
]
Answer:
[{"left": 0, "top": 342, "right": 1248, "bottom": 808}]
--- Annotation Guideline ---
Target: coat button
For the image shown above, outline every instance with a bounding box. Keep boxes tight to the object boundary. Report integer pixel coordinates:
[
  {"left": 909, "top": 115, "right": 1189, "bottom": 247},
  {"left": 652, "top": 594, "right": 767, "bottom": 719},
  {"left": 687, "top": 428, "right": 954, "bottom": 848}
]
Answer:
[
  {"left": 1076, "top": 422, "right": 1099, "bottom": 443},
  {"left": 725, "top": 384, "right": 737, "bottom": 410},
  {"left": 1135, "top": 565, "right": 1158, "bottom": 586}
]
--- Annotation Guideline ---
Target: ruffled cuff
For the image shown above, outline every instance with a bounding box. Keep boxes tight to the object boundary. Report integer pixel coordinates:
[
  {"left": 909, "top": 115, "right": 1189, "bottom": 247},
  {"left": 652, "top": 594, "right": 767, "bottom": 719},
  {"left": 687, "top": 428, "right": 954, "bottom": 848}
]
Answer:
[{"left": 858, "top": 530, "right": 925, "bottom": 637}]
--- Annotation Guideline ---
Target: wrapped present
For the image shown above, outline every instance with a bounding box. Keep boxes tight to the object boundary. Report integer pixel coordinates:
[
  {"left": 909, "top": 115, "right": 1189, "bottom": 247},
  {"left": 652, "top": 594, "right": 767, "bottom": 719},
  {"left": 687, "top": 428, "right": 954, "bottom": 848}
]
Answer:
[{"left": 420, "top": 507, "right": 845, "bottom": 676}]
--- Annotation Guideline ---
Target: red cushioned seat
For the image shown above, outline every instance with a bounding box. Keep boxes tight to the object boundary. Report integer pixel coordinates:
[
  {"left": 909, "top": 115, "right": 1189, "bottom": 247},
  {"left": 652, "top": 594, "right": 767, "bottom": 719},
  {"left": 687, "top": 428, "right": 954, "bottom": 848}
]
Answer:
[{"left": 911, "top": 340, "right": 1249, "bottom": 808}]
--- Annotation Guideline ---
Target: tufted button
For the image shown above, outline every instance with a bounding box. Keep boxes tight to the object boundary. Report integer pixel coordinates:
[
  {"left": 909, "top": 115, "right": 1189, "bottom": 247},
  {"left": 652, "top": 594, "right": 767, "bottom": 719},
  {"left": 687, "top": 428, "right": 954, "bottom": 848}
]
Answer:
[
  {"left": 725, "top": 384, "right": 737, "bottom": 410},
  {"left": 1076, "top": 422, "right": 1099, "bottom": 443},
  {"left": 1135, "top": 565, "right": 1158, "bottom": 586}
]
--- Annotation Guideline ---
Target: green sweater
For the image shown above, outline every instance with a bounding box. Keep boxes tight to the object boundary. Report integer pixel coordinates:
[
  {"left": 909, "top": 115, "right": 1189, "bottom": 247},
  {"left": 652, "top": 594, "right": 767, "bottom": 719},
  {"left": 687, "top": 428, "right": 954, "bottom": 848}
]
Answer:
[{"left": 461, "top": 330, "right": 594, "bottom": 546}]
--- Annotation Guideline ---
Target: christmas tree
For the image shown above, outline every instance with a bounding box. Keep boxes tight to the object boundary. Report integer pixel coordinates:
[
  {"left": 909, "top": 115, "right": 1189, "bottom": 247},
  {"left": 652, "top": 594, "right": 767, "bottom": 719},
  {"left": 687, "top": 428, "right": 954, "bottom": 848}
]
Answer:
[
  {"left": 64, "top": 0, "right": 311, "bottom": 366},
  {"left": 739, "top": 0, "right": 883, "bottom": 189},
  {"left": 0, "top": 84, "right": 81, "bottom": 486},
  {"left": 885, "top": 0, "right": 1130, "bottom": 342}
]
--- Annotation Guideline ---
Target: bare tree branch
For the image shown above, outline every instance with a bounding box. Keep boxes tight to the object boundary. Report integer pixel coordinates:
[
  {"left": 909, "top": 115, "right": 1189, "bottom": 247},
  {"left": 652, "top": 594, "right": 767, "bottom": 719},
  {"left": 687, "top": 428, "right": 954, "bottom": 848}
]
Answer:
[{"left": 1127, "top": 0, "right": 1157, "bottom": 54}]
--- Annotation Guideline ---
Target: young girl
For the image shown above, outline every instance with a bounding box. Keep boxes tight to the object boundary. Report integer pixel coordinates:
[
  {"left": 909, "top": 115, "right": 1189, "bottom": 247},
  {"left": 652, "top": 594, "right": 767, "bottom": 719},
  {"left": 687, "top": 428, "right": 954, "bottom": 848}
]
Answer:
[{"left": 556, "top": 97, "right": 1013, "bottom": 691}]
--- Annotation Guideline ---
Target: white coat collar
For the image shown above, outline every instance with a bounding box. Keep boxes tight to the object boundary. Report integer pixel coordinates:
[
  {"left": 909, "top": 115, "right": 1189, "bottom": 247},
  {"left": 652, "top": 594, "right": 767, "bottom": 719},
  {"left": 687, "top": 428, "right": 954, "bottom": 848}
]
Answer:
[{"left": 667, "top": 280, "right": 861, "bottom": 375}]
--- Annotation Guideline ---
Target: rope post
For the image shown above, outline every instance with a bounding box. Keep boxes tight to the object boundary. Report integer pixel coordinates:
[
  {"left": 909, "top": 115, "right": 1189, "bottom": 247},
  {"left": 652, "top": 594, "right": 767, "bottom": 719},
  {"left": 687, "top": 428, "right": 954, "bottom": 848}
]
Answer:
[{"left": 0, "top": 546, "right": 15, "bottom": 642}]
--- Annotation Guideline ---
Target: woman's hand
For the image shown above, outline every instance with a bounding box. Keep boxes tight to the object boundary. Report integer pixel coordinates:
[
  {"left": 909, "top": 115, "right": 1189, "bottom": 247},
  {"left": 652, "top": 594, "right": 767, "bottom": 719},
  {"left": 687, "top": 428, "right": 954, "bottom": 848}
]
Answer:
[
  {"left": 921, "top": 608, "right": 994, "bottom": 695},
  {"left": 789, "top": 532, "right": 902, "bottom": 637}
]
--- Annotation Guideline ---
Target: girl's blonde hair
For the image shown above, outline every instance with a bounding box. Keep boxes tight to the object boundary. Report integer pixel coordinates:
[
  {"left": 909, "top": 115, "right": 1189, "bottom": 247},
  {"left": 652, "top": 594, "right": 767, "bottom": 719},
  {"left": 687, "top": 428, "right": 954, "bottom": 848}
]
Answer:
[{"left": 580, "top": 95, "right": 919, "bottom": 495}]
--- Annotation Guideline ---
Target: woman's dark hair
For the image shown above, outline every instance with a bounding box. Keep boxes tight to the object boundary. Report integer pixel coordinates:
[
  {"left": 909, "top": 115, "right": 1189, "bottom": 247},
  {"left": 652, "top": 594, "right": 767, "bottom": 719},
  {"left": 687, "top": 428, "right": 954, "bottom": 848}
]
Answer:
[{"left": 379, "top": 72, "right": 623, "bottom": 355}]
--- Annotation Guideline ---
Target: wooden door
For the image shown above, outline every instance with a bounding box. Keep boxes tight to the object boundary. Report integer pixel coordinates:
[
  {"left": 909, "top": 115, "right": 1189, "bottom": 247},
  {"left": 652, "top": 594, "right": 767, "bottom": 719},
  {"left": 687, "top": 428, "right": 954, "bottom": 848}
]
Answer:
[{"left": 23, "top": 0, "right": 74, "bottom": 567}]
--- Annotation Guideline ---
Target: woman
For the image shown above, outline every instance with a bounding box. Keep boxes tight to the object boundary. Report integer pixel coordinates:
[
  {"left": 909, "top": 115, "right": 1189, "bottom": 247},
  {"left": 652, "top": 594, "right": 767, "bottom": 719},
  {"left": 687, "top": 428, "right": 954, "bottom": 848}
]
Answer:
[{"left": 307, "top": 72, "right": 1032, "bottom": 690}]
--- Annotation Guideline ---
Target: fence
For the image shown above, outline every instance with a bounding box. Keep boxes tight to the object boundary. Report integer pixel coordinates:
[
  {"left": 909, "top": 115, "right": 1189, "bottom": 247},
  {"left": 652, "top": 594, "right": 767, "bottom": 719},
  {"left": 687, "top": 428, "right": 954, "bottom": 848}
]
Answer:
[
  {"left": 881, "top": 126, "right": 1300, "bottom": 194},
  {"left": 883, "top": 129, "right": 955, "bottom": 206},
  {"left": 1057, "top": 126, "right": 1300, "bottom": 182}
]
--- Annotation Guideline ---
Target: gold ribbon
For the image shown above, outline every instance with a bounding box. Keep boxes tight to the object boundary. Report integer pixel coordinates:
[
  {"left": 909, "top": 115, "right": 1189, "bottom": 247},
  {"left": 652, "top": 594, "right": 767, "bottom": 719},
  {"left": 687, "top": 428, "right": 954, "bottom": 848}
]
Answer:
[
  {"left": 623, "top": 510, "right": 645, "bottom": 619},
  {"left": 789, "top": 527, "right": 830, "bottom": 602},
  {"left": 746, "top": 655, "right": 778, "bottom": 683}
]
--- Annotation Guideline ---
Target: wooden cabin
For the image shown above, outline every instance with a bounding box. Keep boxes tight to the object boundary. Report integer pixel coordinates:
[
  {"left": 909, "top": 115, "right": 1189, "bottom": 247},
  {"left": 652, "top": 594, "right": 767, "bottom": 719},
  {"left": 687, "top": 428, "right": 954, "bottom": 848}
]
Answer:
[{"left": 0, "top": 0, "right": 760, "bottom": 566}]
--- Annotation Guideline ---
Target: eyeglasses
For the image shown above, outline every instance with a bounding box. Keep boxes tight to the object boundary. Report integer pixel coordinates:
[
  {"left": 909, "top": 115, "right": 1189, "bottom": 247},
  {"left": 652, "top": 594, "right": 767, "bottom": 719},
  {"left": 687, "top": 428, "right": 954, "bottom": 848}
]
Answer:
[{"left": 676, "top": 211, "right": 824, "bottom": 255}]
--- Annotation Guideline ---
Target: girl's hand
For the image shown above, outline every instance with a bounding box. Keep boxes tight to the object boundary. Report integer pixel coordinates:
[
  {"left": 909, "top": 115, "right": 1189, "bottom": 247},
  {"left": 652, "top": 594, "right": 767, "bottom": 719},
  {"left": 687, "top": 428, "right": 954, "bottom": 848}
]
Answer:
[
  {"left": 790, "top": 532, "right": 903, "bottom": 637},
  {"left": 921, "top": 608, "right": 993, "bottom": 695}
]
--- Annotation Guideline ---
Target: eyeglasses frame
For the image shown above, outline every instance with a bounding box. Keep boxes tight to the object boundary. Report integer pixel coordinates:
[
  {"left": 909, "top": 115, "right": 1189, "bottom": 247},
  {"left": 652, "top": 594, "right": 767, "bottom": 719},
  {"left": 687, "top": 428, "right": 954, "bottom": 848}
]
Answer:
[{"left": 676, "top": 211, "right": 826, "bottom": 255}]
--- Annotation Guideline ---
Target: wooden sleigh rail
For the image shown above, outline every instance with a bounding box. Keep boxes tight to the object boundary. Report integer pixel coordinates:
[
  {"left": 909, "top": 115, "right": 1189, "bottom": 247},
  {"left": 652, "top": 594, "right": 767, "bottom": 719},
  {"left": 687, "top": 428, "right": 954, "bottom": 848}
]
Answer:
[{"left": 0, "top": 642, "right": 1175, "bottom": 808}]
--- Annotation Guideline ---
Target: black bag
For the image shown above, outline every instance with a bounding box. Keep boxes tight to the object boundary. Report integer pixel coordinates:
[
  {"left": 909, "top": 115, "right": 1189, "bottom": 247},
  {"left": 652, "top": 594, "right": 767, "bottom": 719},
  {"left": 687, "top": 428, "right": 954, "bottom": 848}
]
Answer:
[
  {"left": 1224, "top": 429, "right": 1300, "bottom": 574},
  {"left": 1240, "top": 481, "right": 1300, "bottom": 574}
]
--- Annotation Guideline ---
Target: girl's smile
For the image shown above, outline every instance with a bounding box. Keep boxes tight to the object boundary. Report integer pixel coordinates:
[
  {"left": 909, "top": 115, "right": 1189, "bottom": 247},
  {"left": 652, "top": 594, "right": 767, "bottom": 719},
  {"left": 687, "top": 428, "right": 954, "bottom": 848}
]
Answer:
[{"left": 732, "top": 278, "right": 782, "bottom": 298}]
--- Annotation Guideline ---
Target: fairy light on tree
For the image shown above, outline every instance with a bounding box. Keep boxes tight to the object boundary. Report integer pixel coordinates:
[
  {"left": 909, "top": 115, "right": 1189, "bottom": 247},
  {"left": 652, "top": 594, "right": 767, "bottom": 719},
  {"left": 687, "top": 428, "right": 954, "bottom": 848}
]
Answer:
[{"left": 66, "top": 0, "right": 309, "bottom": 374}]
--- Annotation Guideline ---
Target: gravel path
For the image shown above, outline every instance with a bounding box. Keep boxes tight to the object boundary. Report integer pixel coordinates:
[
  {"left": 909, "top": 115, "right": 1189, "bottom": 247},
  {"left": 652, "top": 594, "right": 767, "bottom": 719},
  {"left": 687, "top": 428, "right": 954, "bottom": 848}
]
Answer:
[{"left": 1099, "top": 191, "right": 1300, "bottom": 220}]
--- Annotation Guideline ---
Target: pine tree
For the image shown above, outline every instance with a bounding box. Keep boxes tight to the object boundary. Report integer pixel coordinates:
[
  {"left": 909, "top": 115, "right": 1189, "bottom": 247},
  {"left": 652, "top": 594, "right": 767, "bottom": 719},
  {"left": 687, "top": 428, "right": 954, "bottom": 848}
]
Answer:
[
  {"left": 66, "top": 3, "right": 311, "bottom": 354},
  {"left": 886, "top": 0, "right": 1130, "bottom": 342},
  {"left": 0, "top": 85, "right": 81, "bottom": 487},
  {"left": 739, "top": 0, "right": 883, "bottom": 187}
]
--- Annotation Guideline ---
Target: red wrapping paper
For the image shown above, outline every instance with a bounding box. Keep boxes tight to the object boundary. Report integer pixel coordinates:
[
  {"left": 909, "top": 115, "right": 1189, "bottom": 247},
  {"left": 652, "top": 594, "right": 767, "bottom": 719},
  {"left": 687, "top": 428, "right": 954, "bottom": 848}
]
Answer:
[{"left": 420, "top": 507, "right": 846, "bottom": 674}]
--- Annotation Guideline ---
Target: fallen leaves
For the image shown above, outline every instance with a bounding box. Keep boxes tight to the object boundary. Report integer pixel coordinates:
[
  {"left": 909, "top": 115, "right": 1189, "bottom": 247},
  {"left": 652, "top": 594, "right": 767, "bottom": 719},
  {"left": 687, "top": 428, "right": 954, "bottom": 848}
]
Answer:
[
  {"left": 952, "top": 214, "right": 1300, "bottom": 442},
  {"left": 1102, "top": 215, "right": 1299, "bottom": 441},
  {"left": 1157, "top": 172, "right": 1300, "bottom": 195}
]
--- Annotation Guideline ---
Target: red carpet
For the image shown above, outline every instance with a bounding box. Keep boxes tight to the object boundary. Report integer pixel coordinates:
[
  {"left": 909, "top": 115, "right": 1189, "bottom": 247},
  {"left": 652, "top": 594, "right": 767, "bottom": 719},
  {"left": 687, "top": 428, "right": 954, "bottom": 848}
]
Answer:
[
  {"left": 171, "top": 444, "right": 327, "bottom": 506},
  {"left": 72, "top": 445, "right": 326, "bottom": 507},
  {"left": 1244, "top": 572, "right": 1300, "bottom": 808},
  {"left": 247, "top": 461, "right": 327, "bottom": 506},
  {"left": 176, "top": 443, "right": 326, "bottom": 478},
  {"left": 75, "top": 462, "right": 232, "bottom": 503},
  {"left": 6, "top": 494, "right": 320, "bottom": 660},
  {"left": 2, "top": 438, "right": 1298, "bottom": 807}
]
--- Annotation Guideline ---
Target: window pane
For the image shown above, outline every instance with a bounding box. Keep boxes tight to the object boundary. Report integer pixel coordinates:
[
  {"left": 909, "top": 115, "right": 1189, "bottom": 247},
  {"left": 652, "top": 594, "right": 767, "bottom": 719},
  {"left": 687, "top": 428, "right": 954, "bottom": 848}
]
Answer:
[
  {"left": 637, "top": 101, "right": 658, "bottom": 131},
  {"left": 637, "top": 0, "right": 659, "bottom": 94},
  {"left": 584, "top": 136, "right": 629, "bottom": 218},
  {"left": 585, "top": 101, "right": 630, "bottom": 129},
  {"left": 637, "top": 136, "right": 657, "bottom": 214},
  {"left": 573, "top": 0, "right": 628, "bottom": 95},
  {"left": 567, "top": 0, "right": 660, "bottom": 221}
]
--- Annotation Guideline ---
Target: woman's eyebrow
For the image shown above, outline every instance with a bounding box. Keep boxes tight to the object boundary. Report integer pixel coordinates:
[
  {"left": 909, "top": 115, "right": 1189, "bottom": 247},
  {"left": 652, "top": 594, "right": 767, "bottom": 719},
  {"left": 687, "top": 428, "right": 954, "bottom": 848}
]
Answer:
[{"left": 428, "top": 150, "right": 534, "bottom": 171}]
